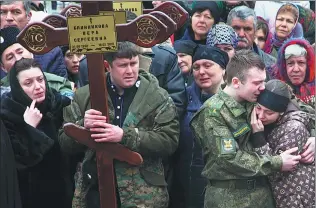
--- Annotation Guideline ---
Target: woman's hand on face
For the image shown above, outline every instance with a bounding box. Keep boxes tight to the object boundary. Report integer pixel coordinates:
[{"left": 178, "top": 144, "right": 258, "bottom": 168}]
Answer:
[
  {"left": 23, "top": 100, "right": 43, "bottom": 128},
  {"left": 251, "top": 108, "right": 264, "bottom": 133}
]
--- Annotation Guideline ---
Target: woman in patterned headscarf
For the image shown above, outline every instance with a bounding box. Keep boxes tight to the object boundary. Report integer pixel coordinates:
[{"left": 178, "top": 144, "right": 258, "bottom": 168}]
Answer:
[
  {"left": 206, "top": 24, "right": 238, "bottom": 60},
  {"left": 251, "top": 79, "right": 315, "bottom": 208},
  {"left": 270, "top": 3, "right": 304, "bottom": 58}
]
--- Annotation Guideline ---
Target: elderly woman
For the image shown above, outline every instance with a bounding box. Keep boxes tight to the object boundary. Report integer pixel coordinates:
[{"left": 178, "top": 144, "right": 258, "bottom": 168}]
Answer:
[
  {"left": 170, "top": 45, "right": 229, "bottom": 208},
  {"left": 174, "top": 39, "right": 197, "bottom": 86},
  {"left": 271, "top": 38, "right": 315, "bottom": 107},
  {"left": 206, "top": 24, "right": 238, "bottom": 60},
  {"left": 0, "top": 58, "right": 71, "bottom": 208},
  {"left": 270, "top": 3, "right": 304, "bottom": 58},
  {"left": 251, "top": 79, "right": 315, "bottom": 208},
  {"left": 181, "top": 1, "right": 220, "bottom": 44}
]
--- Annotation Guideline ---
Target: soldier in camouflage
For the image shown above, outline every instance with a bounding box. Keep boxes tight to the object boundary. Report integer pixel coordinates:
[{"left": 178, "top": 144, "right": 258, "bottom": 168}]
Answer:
[
  {"left": 190, "top": 50, "right": 303, "bottom": 208},
  {"left": 58, "top": 42, "right": 179, "bottom": 208}
]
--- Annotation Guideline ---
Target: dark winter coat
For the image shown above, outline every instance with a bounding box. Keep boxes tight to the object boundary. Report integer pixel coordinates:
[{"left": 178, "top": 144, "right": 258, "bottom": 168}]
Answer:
[
  {"left": 150, "top": 45, "right": 187, "bottom": 119},
  {"left": 170, "top": 82, "right": 211, "bottom": 208},
  {"left": 0, "top": 65, "right": 71, "bottom": 208},
  {"left": 34, "top": 47, "right": 68, "bottom": 78},
  {"left": 0, "top": 118, "right": 22, "bottom": 208}
]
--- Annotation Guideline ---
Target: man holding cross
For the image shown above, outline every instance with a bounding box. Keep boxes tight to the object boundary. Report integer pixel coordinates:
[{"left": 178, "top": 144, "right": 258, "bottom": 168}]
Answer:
[{"left": 59, "top": 42, "right": 179, "bottom": 208}]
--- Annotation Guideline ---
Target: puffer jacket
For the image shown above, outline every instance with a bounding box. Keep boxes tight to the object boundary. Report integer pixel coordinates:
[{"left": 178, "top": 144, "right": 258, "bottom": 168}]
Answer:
[
  {"left": 254, "top": 104, "right": 315, "bottom": 208},
  {"left": 271, "top": 38, "right": 315, "bottom": 107},
  {"left": 34, "top": 47, "right": 68, "bottom": 78},
  {"left": 150, "top": 45, "right": 187, "bottom": 119},
  {"left": 59, "top": 70, "right": 179, "bottom": 208}
]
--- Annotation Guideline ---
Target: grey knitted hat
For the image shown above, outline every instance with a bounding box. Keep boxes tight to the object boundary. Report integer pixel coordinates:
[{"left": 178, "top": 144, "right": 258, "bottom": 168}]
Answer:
[{"left": 206, "top": 24, "right": 238, "bottom": 48}]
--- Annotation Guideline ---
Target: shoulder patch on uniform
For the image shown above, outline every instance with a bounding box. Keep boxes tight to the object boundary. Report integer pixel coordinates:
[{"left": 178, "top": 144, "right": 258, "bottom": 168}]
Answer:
[
  {"left": 220, "top": 138, "right": 236, "bottom": 154},
  {"left": 232, "top": 123, "right": 251, "bottom": 138},
  {"left": 207, "top": 99, "right": 224, "bottom": 116}
]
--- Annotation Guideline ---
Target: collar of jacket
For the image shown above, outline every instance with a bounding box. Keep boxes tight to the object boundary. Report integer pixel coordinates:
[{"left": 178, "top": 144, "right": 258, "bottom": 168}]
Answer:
[
  {"left": 122, "top": 70, "right": 169, "bottom": 127},
  {"left": 217, "top": 89, "right": 253, "bottom": 117}
]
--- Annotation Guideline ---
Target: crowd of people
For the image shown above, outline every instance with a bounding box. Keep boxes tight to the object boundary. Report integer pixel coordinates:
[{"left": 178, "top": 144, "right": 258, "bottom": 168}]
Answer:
[{"left": 0, "top": 1, "right": 315, "bottom": 208}]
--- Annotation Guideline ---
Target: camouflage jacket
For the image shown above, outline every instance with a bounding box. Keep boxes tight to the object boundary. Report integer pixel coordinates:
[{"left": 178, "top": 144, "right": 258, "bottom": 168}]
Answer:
[
  {"left": 190, "top": 89, "right": 282, "bottom": 181},
  {"left": 59, "top": 70, "right": 179, "bottom": 208}
]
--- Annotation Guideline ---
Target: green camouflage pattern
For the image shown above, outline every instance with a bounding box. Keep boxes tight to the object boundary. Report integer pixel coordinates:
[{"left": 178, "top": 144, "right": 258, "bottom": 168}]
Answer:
[
  {"left": 59, "top": 70, "right": 179, "bottom": 208},
  {"left": 190, "top": 89, "right": 282, "bottom": 208}
]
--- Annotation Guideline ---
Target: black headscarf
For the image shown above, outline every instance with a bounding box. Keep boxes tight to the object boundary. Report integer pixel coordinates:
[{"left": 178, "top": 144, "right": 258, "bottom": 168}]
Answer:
[
  {"left": 192, "top": 45, "right": 229, "bottom": 69},
  {"left": 8, "top": 59, "right": 56, "bottom": 115}
]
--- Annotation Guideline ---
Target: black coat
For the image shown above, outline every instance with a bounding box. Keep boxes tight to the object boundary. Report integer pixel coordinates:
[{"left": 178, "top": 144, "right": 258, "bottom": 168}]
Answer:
[
  {"left": 0, "top": 89, "right": 70, "bottom": 208},
  {"left": 0, "top": 118, "right": 22, "bottom": 208}
]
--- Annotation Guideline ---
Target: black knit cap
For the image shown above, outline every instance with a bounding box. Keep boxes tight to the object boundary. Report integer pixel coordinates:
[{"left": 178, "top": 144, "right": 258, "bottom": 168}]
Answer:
[
  {"left": 174, "top": 40, "right": 197, "bottom": 56},
  {"left": 192, "top": 45, "right": 229, "bottom": 69},
  {"left": 191, "top": 1, "right": 220, "bottom": 24},
  {"left": 0, "top": 27, "right": 20, "bottom": 60}
]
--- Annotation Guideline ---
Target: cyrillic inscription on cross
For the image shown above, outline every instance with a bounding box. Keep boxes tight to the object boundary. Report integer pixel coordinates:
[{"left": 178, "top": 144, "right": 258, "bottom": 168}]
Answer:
[{"left": 17, "top": 2, "right": 188, "bottom": 208}]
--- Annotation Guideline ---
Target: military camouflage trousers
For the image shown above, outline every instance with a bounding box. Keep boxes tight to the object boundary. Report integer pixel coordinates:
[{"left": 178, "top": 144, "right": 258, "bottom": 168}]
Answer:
[
  {"left": 204, "top": 184, "right": 276, "bottom": 208},
  {"left": 72, "top": 164, "right": 169, "bottom": 208}
]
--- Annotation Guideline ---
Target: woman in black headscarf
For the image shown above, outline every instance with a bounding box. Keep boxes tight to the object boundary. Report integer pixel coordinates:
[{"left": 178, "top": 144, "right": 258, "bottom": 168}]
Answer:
[{"left": 0, "top": 58, "right": 71, "bottom": 208}]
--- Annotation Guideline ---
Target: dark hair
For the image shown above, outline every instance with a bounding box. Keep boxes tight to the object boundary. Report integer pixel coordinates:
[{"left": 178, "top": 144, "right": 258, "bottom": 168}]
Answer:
[
  {"left": 103, "top": 42, "right": 141, "bottom": 66},
  {"left": 256, "top": 18, "right": 269, "bottom": 41},
  {"left": 226, "top": 49, "right": 265, "bottom": 85},
  {"left": 14, "top": 58, "right": 42, "bottom": 74}
]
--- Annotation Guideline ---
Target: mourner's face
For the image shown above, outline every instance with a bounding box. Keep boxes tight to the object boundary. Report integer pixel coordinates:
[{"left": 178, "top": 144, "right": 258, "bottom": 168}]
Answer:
[
  {"left": 192, "top": 10, "right": 215, "bottom": 40},
  {"left": 109, "top": 56, "right": 139, "bottom": 89},
  {"left": 235, "top": 67, "right": 266, "bottom": 102},
  {"left": 216, "top": 44, "right": 235, "bottom": 60},
  {"left": 192, "top": 59, "right": 224, "bottom": 92},
  {"left": 0, "top": 2, "right": 31, "bottom": 30},
  {"left": 230, "top": 17, "right": 255, "bottom": 49},
  {"left": 275, "top": 12, "right": 296, "bottom": 40},
  {"left": 1, "top": 43, "right": 33, "bottom": 73},
  {"left": 64, "top": 50, "right": 83, "bottom": 74},
  {"left": 177, "top": 53, "right": 192, "bottom": 74},
  {"left": 254, "top": 29, "right": 266, "bottom": 50},
  {"left": 285, "top": 55, "right": 307, "bottom": 86},
  {"left": 17, "top": 67, "right": 46, "bottom": 103},
  {"left": 255, "top": 104, "right": 280, "bottom": 125}
]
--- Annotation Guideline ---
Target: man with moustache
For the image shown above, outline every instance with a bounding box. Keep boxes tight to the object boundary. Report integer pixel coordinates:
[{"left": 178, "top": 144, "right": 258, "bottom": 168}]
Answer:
[{"left": 227, "top": 6, "right": 276, "bottom": 70}]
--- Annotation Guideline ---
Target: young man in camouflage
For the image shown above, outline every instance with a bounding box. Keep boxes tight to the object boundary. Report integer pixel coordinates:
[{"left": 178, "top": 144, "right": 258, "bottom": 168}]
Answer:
[
  {"left": 190, "top": 50, "right": 304, "bottom": 208},
  {"left": 58, "top": 42, "right": 179, "bottom": 208}
]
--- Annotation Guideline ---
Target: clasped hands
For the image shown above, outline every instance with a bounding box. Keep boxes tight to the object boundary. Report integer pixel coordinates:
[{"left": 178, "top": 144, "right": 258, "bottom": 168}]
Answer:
[{"left": 84, "top": 109, "right": 123, "bottom": 143}]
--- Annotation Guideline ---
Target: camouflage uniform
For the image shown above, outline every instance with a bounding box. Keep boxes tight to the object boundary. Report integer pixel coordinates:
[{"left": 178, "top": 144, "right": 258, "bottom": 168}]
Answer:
[
  {"left": 190, "top": 89, "right": 282, "bottom": 208},
  {"left": 59, "top": 70, "right": 179, "bottom": 208}
]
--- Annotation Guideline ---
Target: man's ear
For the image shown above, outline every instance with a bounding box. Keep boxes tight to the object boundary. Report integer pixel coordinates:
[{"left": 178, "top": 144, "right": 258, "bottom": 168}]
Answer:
[
  {"left": 231, "top": 77, "right": 240, "bottom": 89},
  {"left": 27, "top": 11, "right": 32, "bottom": 22},
  {"left": 0, "top": 64, "right": 8, "bottom": 73},
  {"left": 103, "top": 60, "right": 110, "bottom": 72}
]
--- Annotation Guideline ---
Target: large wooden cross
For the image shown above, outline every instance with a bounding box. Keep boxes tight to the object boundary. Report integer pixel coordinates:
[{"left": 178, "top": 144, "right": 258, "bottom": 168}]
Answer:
[{"left": 18, "top": 2, "right": 187, "bottom": 208}]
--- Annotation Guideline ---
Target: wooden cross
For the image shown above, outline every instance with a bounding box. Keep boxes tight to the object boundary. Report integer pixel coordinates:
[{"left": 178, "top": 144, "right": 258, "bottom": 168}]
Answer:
[{"left": 17, "top": 2, "right": 188, "bottom": 208}]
